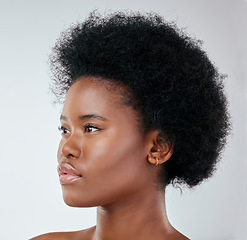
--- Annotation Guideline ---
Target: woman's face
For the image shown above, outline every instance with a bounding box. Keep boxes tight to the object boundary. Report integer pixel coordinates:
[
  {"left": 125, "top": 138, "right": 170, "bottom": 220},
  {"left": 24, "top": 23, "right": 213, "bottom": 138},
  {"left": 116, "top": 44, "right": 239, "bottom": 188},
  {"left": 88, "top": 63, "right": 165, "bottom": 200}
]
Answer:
[{"left": 57, "top": 77, "right": 157, "bottom": 207}]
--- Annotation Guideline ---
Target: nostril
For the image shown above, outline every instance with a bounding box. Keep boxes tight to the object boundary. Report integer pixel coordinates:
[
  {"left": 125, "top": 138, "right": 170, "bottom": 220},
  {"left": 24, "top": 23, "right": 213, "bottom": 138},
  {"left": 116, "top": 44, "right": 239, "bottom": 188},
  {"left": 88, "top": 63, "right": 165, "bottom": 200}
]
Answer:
[{"left": 60, "top": 138, "right": 82, "bottom": 159}]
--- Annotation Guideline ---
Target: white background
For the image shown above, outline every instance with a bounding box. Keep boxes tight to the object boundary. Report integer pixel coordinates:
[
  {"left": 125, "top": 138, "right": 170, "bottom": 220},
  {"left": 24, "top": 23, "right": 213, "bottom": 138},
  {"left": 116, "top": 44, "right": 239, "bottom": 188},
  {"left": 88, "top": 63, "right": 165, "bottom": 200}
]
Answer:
[{"left": 0, "top": 0, "right": 246, "bottom": 239}]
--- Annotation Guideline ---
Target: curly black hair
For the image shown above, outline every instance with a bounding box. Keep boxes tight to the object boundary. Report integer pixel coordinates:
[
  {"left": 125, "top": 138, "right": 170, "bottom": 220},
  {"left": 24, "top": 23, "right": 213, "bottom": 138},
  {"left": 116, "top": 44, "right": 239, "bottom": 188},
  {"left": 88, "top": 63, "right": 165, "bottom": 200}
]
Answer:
[{"left": 50, "top": 11, "right": 230, "bottom": 188}]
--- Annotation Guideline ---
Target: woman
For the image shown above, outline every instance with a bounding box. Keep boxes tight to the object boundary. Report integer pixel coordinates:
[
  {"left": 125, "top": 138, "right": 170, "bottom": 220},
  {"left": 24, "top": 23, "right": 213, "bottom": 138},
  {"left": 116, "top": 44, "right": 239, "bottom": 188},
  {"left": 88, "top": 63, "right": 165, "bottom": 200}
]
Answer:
[{"left": 31, "top": 11, "right": 230, "bottom": 240}]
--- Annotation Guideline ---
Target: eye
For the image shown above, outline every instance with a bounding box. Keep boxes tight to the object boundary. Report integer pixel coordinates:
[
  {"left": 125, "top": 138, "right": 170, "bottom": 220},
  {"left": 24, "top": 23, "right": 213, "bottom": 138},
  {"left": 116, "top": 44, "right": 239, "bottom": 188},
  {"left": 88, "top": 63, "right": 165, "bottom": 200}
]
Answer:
[
  {"left": 84, "top": 124, "right": 100, "bottom": 133},
  {"left": 58, "top": 126, "right": 70, "bottom": 135}
]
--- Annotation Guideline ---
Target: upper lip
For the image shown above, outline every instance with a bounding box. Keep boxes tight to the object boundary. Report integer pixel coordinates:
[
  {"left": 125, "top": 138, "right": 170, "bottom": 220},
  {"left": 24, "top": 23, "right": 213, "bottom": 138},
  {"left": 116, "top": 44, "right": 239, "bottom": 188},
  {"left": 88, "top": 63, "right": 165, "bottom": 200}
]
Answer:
[{"left": 57, "top": 162, "right": 82, "bottom": 177}]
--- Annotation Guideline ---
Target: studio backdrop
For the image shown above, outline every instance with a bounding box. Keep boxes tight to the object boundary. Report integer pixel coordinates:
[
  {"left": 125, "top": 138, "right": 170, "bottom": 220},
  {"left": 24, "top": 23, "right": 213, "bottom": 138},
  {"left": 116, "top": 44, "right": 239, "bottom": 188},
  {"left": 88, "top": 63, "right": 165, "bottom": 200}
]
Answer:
[{"left": 0, "top": 0, "right": 246, "bottom": 239}]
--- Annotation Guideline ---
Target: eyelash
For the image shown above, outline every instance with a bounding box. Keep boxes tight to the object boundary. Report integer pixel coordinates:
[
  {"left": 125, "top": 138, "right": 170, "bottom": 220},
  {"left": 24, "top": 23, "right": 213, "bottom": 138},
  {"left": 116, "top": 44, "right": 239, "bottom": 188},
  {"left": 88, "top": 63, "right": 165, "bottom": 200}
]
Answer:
[
  {"left": 58, "top": 126, "right": 70, "bottom": 135},
  {"left": 58, "top": 124, "right": 100, "bottom": 134},
  {"left": 84, "top": 124, "right": 100, "bottom": 133}
]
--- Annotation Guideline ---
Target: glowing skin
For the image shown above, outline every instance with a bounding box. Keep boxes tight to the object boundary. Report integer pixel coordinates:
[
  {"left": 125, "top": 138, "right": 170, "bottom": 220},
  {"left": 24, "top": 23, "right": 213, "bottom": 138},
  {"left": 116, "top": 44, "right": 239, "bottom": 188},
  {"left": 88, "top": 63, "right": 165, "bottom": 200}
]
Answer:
[
  {"left": 31, "top": 76, "right": 189, "bottom": 240},
  {"left": 57, "top": 77, "right": 158, "bottom": 208}
]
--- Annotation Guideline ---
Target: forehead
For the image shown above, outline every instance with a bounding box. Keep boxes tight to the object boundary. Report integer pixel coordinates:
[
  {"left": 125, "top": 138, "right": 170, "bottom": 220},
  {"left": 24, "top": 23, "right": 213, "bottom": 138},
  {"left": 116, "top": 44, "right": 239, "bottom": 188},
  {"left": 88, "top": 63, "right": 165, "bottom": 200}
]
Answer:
[
  {"left": 63, "top": 77, "right": 139, "bottom": 125},
  {"left": 65, "top": 77, "right": 125, "bottom": 108}
]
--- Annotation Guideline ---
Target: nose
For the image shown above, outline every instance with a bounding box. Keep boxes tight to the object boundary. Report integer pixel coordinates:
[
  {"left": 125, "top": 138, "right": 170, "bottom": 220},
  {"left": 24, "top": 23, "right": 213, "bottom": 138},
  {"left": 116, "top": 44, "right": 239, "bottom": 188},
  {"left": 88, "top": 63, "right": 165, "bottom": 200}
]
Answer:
[{"left": 59, "top": 134, "right": 82, "bottom": 159}]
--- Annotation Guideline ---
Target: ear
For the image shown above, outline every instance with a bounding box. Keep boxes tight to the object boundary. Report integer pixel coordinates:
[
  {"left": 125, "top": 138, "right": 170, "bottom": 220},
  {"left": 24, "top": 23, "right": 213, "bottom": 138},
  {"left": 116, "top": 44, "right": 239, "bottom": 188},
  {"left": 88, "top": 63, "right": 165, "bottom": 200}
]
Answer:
[{"left": 147, "top": 132, "right": 173, "bottom": 166}]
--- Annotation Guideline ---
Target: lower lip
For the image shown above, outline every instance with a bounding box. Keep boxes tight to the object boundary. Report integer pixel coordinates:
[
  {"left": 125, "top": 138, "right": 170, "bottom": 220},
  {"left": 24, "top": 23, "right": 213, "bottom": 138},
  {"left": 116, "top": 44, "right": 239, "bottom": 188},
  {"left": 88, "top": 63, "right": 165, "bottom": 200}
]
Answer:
[{"left": 59, "top": 174, "right": 81, "bottom": 185}]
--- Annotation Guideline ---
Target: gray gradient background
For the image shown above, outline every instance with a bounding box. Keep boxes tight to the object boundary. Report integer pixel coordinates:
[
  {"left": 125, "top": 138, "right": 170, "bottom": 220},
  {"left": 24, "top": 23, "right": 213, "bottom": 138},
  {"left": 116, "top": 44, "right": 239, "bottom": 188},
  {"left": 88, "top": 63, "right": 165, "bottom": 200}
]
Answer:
[{"left": 0, "top": 0, "right": 246, "bottom": 239}]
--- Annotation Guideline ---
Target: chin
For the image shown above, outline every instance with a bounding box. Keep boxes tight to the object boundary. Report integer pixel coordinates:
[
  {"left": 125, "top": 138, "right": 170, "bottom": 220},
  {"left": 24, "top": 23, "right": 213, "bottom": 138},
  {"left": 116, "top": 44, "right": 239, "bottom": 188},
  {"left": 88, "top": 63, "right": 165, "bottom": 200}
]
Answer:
[
  {"left": 63, "top": 194, "right": 89, "bottom": 207},
  {"left": 62, "top": 191, "right": 101, "bottom": 208},
  {"left": 64, "top": 200, "right": 97, "bottom": 208}
]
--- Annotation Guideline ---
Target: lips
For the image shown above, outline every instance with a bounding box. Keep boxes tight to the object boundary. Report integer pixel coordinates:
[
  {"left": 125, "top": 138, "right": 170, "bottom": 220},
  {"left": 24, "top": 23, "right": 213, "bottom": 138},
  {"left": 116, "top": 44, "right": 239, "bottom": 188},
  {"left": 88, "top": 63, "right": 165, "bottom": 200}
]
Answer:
[{"left": 57, "top": 162, "right": 82, "bottom": 184}]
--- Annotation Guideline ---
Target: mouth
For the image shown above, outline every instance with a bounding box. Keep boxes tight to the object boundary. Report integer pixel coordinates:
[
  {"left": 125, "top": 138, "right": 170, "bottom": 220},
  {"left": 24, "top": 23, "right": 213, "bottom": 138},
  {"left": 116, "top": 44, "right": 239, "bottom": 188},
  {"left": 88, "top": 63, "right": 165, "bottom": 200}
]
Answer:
[{"left": 57, "top": 162, "right": 82, "bottom": 185}]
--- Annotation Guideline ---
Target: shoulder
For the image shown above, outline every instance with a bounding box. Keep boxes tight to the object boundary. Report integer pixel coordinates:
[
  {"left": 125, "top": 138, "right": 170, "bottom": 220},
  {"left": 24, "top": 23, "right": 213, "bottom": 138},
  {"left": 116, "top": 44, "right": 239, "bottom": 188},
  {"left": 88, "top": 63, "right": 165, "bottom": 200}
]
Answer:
[
  {"left": 169, "top": 231, "right": 190, "bottom": 240},
  {"left": 29, "top": 232, "right": 73, "bottom": 240},
  {"left": 29, "top": 226, "right": 96, "bottom": 240}
]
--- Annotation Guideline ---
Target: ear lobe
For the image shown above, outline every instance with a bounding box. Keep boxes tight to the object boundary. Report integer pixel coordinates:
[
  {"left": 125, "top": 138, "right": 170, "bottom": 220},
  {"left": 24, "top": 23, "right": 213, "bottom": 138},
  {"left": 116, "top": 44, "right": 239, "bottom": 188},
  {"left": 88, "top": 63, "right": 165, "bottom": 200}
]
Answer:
[
  {"left": 147, "top": 134, "right": 173, "bottom": 165},
  {"left": 148, "top": 149, "right": 173, "bottom": 165}
]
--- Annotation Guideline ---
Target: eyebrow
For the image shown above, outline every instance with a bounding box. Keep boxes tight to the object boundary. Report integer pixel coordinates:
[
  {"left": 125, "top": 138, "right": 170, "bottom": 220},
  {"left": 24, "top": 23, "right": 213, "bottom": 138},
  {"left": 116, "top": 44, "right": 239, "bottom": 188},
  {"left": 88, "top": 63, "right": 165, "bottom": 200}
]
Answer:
[{"left": 60, "top": 114, "right": 108, "bottom": 122}]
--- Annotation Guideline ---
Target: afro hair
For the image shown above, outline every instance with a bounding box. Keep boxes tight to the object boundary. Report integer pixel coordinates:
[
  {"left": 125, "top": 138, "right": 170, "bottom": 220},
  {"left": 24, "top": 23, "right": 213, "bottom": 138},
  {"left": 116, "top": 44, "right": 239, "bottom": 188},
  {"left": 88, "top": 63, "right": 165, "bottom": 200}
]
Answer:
[{"left": 50, "top": 11, "right": 230, "bottom": 188}]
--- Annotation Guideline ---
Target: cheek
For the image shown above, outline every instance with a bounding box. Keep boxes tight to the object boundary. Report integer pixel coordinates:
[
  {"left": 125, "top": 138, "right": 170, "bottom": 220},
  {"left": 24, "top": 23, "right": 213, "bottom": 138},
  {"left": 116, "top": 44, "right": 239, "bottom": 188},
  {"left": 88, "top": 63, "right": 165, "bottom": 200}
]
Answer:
[{"left": 83, "top": 130, "right": 148, "bottom": 194}]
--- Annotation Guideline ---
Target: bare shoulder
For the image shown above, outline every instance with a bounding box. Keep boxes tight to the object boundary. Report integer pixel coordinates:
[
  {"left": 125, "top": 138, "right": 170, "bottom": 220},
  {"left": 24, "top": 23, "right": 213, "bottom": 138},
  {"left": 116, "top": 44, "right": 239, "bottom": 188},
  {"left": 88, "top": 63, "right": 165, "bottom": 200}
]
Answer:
[
  {"left": 29, "top": 226, "right": 96, "bottom": 240},
  {"left": 29, "top": 232, "right": 59, "bottom": 240},
  {"left": 29, "top": 232, "right": 76, "bottom": 240},
  {"left": 169, "top": 230, "right": 190, "bottom": 240},
  {"left": 166, "top": 227, "right": 190, "bottom": 240}
]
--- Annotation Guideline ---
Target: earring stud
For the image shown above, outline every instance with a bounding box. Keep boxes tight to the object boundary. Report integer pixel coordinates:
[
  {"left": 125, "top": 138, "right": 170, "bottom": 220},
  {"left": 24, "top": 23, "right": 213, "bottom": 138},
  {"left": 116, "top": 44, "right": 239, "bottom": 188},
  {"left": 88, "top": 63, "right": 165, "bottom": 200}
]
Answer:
[{"left": 155, "top": 157, "right": 159, "bottom": 166}]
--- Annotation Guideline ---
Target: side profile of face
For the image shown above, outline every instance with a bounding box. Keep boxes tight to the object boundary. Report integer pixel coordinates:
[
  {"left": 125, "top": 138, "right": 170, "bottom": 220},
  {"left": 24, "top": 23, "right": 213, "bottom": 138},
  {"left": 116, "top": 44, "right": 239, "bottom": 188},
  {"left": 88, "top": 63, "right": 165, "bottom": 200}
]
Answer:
[{"left": 57, "top": 76, "right": 159, "bottom": 207}]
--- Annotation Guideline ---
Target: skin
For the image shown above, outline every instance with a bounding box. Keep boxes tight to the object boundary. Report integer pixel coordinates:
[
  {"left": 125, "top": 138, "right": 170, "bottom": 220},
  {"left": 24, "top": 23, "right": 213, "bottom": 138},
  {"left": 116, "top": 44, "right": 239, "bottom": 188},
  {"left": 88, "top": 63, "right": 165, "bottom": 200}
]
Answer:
[{"left": 31, "top": 76, "right": 189, "bottom": 240}]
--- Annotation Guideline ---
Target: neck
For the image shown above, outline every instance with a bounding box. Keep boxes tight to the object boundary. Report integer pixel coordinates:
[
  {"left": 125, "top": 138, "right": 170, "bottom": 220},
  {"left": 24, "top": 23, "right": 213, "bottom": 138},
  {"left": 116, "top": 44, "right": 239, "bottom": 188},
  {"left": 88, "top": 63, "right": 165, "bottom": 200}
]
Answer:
[{"left": 92, "top": 188, "right": 175, "bottom": 240}]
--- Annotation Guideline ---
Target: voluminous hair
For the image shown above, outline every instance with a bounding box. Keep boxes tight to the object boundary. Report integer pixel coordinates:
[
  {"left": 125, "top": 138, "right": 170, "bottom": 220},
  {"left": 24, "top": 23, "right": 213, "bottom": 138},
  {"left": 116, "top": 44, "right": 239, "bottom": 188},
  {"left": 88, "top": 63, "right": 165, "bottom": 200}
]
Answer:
[{"left": 50, "top": 11, "right": 230, "bottom": 188}]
